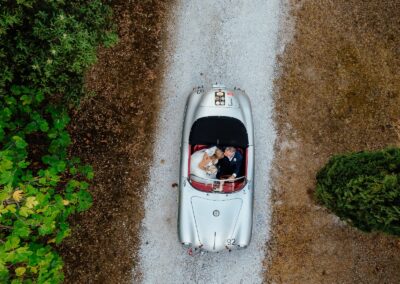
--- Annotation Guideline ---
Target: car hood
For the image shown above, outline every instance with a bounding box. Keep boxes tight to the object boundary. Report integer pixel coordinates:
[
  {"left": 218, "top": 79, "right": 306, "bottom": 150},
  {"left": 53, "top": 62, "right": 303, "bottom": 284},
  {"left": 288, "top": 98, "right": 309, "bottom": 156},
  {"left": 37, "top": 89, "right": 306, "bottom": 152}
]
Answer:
[{"left": 191, "top": 196, "right": 243, "bottom": 251}]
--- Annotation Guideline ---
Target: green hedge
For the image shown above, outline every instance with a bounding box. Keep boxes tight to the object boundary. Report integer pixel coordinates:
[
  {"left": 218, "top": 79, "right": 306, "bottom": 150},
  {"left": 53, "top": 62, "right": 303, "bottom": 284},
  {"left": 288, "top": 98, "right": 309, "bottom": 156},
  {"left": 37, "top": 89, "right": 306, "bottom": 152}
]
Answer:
[
  {"left": 316, "top": 148, "right": 400, "bottom": 235},
  {"left": 0, "top": 1, "right": 116, "bottom": 282}
]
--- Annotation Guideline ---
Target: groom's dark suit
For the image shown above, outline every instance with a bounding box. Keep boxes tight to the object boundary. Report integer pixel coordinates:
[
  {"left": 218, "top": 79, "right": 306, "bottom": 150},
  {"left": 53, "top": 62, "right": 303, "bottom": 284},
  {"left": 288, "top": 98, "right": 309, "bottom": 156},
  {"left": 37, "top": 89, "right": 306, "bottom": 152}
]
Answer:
[{"left": 216, "top": 151, "right": 243, "bottom": 179}]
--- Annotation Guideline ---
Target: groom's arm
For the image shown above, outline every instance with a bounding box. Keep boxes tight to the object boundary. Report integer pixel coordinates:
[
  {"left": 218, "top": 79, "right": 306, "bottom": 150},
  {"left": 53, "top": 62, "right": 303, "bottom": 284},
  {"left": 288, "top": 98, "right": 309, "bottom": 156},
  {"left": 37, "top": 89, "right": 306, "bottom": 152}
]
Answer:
[{"left": 232, "top": 153, "right": 243, "bottom": 178}]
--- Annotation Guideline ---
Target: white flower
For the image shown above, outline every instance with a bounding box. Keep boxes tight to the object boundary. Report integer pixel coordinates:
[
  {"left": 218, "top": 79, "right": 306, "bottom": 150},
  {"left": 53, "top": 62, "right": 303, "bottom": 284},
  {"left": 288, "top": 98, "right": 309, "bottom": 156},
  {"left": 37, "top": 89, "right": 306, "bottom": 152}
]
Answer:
[
  {"left": 46, "top": 59, "right": 53, "bottom": 64},
  {"left": 50, "top": 49, "right": 56, "bottom": 55},
  {"left": 63, "top": 33, "right": 67, "bottom": 39},
  {"left": 59, "top": 14, "right": 65, "bottom": 21}
]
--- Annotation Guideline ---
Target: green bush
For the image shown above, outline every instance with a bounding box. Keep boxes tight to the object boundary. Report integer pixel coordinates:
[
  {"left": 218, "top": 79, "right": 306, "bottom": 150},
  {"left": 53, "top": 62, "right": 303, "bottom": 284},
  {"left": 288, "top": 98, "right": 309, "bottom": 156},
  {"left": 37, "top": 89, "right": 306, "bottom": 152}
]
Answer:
[
  {"left": 0, "top": 0, "right": 117, "bottom": 105},
  {"left": 0, "top": 1, "right": 116, "bottom": 282},
  {"left": 316, "top": 148, "right": 400, "bottom": 235},
  {"left": 0, "top": 86, "right": 94, "bottom": 282}
]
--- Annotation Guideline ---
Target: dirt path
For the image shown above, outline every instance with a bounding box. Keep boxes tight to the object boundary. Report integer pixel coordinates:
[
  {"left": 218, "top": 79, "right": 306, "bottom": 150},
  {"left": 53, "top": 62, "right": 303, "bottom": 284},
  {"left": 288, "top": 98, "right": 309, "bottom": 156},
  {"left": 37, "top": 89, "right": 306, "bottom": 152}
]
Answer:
[
  {"left": 266, "top": 1, "right": 400, "bottom": 283},
  {"left": 59, "top": 1, "right": 169, "bottom": 283},
  {"left": 133, "top": 1, "right": 286, "bottom": 283}
]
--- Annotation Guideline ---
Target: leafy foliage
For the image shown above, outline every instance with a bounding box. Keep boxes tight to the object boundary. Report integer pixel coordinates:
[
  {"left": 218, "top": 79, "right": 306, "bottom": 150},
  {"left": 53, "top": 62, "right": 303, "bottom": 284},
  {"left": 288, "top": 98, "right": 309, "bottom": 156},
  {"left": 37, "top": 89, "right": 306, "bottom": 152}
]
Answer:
[
  {"left": 0, "top": 0, "right": 117, "bottom": 105},
  {"left": 0, "top": 1, "right": 116, "bottom": 282},
  {"left": 316, "top": 148, "right": 400, "bottom": 235}
]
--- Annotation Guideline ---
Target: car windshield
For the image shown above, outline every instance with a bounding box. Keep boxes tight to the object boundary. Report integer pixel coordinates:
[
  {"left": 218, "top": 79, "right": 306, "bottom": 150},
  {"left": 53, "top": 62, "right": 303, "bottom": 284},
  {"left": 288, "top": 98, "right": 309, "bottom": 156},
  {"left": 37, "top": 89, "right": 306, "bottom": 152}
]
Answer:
[{"left": 189, "top": 174, "right": 247, "bottom": 193}]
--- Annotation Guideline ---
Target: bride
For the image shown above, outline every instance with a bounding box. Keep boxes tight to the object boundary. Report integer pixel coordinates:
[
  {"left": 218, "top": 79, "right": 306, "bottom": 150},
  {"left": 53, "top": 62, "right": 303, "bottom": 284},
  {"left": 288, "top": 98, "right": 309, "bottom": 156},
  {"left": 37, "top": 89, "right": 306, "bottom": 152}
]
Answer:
[{"left": 190, "top": 146, "right": 224, "bottom": 181}]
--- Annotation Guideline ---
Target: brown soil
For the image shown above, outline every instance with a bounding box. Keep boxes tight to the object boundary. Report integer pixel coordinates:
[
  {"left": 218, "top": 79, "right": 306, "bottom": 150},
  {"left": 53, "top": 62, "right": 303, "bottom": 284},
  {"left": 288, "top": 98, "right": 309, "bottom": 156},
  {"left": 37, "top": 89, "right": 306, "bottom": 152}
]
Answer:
[
  {"left": 59, "top": 1, "right": 169, "bottom": 283},
  {"left": 266, "top": 1, "right": 400, "bottom": 283}
]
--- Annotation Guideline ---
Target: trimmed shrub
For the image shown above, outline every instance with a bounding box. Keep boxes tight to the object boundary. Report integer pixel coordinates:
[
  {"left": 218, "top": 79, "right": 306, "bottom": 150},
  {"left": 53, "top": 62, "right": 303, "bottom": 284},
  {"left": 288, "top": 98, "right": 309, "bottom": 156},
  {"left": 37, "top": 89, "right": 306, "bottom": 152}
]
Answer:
[
  {"left": 316, "top": 148, "right": 400, "bottom": 235},
  {"left": 0, "top": 1, "right": 116, "bottom": 282}
]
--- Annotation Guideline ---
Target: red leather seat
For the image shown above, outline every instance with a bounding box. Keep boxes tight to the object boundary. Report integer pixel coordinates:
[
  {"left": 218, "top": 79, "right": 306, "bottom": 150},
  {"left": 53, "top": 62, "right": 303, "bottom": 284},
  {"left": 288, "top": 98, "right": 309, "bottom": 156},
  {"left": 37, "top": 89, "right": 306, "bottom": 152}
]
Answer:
[
  {"left": 190, "top": 180, "right": 213, "bottom": 192},
  {"left": 193, "top": 144, "right": 208, "bottom": 152}
]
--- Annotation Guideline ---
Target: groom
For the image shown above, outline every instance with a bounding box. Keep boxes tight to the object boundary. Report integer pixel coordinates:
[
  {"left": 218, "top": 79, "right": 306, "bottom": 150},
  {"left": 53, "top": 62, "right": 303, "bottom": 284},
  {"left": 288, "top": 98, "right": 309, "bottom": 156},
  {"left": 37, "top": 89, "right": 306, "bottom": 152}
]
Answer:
[{"left": 216, "top": 146, "right": 243, "bottom": 180}]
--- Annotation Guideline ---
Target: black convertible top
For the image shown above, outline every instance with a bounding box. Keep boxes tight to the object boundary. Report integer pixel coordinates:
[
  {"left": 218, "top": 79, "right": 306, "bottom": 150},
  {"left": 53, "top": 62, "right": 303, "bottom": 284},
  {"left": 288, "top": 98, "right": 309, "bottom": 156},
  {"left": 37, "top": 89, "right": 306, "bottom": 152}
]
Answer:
[{"left": 189, "top": 116, "right": 248, "bottom": 148}]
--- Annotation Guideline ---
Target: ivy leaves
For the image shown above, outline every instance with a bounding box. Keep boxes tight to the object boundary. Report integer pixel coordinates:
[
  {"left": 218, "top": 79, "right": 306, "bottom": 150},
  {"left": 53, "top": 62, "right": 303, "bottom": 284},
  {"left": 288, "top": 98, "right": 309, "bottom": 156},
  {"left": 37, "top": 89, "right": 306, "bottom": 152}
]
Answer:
[
  {"left": 0, "top": 0, "right": 116, "bottom": 282},
  {"left": 0, "top": 241, "right": 64, "bottom": 283},
  {"left": 0, "top": 85, "right": 93, "bottom": 283},
  {"left": 0, "top": 90, "right": 95, "bottom": 282}
]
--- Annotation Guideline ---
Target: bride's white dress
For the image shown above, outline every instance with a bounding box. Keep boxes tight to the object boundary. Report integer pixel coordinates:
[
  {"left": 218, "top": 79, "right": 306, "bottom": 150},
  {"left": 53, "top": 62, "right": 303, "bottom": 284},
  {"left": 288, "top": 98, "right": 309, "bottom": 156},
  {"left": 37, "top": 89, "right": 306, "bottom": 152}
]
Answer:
[{"left": 190, "top": 146, "right": 217, "bottom": 181}]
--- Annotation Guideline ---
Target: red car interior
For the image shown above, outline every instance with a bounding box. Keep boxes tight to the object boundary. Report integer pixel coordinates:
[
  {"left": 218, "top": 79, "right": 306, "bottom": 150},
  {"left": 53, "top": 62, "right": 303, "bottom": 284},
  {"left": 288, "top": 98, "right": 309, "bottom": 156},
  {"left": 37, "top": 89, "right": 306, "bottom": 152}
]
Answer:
[{"left": 188, "top": 144, "right": 247, "bottom": 193}]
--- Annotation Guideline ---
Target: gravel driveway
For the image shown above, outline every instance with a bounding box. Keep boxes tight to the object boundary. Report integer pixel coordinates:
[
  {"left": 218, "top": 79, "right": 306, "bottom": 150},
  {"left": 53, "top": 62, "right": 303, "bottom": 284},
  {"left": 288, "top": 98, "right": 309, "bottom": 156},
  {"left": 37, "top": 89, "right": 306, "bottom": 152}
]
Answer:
[{"left": 133, "top": 0, "right": 286, "bottom": 283}]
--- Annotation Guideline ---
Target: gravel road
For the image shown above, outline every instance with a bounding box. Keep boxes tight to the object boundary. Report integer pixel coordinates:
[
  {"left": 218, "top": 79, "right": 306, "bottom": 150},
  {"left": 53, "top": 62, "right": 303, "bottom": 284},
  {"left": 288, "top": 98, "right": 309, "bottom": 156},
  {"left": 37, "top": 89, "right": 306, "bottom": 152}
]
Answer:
[{"left": 133, "top": 1, "right": 285, "bottom": 283}]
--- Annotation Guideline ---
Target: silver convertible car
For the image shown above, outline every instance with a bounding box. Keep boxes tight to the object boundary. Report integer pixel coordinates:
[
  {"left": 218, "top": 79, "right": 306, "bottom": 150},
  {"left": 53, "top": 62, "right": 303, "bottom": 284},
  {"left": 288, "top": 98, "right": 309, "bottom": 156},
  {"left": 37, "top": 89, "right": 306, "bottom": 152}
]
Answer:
[{"left": 178, "top": 84, "right": 254, "bottom": 252}]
